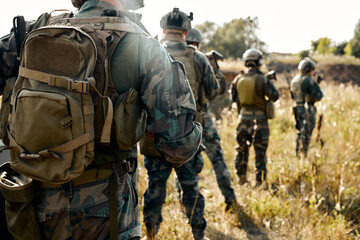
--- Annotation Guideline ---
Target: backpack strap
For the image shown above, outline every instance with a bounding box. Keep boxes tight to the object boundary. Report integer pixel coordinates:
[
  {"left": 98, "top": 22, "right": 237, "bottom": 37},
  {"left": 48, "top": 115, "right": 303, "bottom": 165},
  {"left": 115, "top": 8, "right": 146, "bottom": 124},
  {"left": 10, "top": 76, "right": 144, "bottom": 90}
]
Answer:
[
  {"left": 19, "top": 67, "right": 91, "bottom": 93},
  {"left": 7, "top": 127, "right": 95, "bottom": 160},
  {"left": 58, "top": 17, "right": 146, "bottom": 35}
]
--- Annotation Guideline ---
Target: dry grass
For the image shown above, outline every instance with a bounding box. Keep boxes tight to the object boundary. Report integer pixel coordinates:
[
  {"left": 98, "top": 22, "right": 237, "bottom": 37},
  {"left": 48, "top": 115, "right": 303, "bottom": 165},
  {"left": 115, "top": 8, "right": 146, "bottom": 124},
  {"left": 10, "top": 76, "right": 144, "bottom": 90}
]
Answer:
[{"left": 137, "top": 81, "right": 360, "bottom": 240}]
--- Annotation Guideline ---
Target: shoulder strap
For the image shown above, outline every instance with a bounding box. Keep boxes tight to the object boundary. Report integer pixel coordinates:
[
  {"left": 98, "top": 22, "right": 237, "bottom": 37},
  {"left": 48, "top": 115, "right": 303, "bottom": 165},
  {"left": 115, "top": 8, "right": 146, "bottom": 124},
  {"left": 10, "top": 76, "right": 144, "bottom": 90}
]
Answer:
[{"left": 57, "top": 17, "right": 146, "bottom": 35}]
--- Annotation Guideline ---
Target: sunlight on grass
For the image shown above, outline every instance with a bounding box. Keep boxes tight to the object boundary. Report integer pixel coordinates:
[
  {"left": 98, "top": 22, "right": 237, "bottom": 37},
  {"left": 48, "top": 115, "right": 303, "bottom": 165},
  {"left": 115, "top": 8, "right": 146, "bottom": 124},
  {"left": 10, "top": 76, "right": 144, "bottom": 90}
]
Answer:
[{"left": 138, "top": 80, "right": 360, "bottom": 240}]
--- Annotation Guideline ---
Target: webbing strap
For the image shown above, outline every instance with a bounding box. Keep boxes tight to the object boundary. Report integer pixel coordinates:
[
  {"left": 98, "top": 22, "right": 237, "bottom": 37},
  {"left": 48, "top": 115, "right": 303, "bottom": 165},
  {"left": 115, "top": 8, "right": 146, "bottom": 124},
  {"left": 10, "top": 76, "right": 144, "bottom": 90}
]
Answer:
[
  {"left": 109, "top": 174, "right": 118, "bottom": 240},
  {"left": 90, "top": 83, "right": 113, "bottom": 144},
  {"left": 59, "top": 17, "right": 144, "bottom": 35},
  {"left": 7, "top": 127, "right": 94, "bottom": 156},
  {"left": 19, "top": 67, "right": 90, "bottom": 93},
  {"left": 48, "top": 130, "right": 94, "bottom": 154},
  {"left": 100, "top": 97, "right": 113, "bottom": 143}
]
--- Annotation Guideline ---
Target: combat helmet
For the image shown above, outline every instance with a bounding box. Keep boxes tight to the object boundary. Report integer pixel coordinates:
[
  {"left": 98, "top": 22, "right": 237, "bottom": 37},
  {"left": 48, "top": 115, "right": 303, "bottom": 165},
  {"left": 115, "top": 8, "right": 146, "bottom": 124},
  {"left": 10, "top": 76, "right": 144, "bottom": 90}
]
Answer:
[
  {"left": 72, "top": 0, "right": 144, "bottom": 10},
  {"left": 186, "top": 28, "right": 202, "bottom": 44},
  {"left": 243, "top": 48, "right": 263, "bottom": 67},
  {"left": 160, "top": 8, "right": 193, "bottom": 31},
  {"left": 298, "top": 57, "right": 316, "bottom": 74}
]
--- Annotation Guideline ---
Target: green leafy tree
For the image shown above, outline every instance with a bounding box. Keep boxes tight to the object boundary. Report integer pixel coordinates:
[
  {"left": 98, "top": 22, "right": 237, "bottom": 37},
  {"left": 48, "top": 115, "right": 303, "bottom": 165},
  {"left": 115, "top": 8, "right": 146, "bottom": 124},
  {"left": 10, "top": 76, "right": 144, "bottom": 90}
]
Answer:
[
  {"left": 195, "top": 17, "right": 266, "bottom": 59},
  {"left": 346, "top": 19, "right": 360, "bottom": 58},
  {"left": 316, "top": 37, "right": 331, "bottom": 55},
  {"left": 298, "top": 50, "right": 310, "bottom": 59},
  {"left": 195, "top": 21, "right": 218, "bottom": 51},
  {"left": 332, "top": 41, "right": 347, "bottom": 56}
]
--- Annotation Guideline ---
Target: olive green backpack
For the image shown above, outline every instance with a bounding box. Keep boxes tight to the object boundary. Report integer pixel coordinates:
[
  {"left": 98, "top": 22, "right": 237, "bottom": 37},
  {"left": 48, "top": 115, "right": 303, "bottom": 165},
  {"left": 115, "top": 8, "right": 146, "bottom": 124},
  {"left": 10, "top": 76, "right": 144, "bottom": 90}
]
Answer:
[{"left": 1, "top": 16, "right": 147, "bottom": 184}]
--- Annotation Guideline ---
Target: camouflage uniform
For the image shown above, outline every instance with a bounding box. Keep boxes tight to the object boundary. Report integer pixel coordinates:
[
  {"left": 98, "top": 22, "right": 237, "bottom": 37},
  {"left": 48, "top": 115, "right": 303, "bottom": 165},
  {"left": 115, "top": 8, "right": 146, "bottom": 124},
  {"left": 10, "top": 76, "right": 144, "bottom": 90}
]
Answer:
[
  {"left": 142, "top": 34, "right": 217, "bottom": 240},
  {"left": 290, "top": 75, "right": 323, "bottom": 157},
  {"left": 0, "top": 1, "right": 201, "bottom": 239},
  {"left": 231, "top": 68, "right": 279, "bottom": 184}
]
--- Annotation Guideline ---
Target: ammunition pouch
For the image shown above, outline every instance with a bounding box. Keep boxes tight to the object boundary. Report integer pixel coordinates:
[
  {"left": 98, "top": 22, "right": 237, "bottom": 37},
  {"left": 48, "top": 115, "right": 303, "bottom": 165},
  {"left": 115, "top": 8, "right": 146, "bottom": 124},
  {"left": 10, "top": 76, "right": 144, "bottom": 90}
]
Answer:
[
  {"left": 265, "top": 101, "right": 275, "bottom": 119},
  {"left": 139, "top": 134, "right": 163, "bottom": 158},
  {"left": 0, "top": 162, "right": 42, "bottom": 240}
]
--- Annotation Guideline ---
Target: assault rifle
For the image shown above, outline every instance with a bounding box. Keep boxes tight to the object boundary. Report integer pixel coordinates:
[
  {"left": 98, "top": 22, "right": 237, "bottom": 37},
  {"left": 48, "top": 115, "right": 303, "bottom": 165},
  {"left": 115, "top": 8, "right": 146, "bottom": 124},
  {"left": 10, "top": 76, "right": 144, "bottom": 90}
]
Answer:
[
  {"left": 266, "top": 70, "right": 277, "bottom": 81},
  {"left": 316, "top": 75, "right": 323, "bottom": 84},
  {"left": 206, "top": 50, "right": 227, "bottom": 94},
  {"left": 205, "top": 50, "right": 224, "bottom": 71}
]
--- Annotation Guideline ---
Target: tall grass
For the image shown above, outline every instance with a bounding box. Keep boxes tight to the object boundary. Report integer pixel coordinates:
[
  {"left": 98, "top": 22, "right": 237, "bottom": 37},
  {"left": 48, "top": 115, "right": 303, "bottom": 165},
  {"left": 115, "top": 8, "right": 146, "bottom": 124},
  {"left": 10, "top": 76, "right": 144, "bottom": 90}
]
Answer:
[{"left": 138, "top": 81, "right": 360, "bottom": 239}]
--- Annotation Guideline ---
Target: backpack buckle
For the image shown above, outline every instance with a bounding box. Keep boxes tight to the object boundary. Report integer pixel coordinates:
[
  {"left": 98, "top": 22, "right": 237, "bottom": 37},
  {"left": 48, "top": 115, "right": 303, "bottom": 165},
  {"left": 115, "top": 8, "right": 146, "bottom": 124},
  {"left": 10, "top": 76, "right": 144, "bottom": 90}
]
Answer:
[
  {"left": 68, "top": 81, "right": 89, "bottom": 93},
  {"left": 119, "top": 160, "right": 131, "bottom": 173}
]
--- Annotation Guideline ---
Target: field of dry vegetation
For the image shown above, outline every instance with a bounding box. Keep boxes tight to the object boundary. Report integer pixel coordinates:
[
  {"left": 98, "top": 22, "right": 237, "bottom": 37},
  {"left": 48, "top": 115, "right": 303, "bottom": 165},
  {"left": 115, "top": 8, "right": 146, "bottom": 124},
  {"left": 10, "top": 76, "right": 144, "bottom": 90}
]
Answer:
[{"left": 137, "top": 57, "right": 360, "bottom": 239}]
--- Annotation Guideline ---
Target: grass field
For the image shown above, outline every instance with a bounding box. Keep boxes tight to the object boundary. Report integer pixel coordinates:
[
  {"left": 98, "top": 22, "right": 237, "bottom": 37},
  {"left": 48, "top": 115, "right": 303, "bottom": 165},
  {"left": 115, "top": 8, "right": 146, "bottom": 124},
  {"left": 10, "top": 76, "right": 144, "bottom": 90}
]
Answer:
[{"left": 137, "top": 80, "right": 360, "bottom": 240}]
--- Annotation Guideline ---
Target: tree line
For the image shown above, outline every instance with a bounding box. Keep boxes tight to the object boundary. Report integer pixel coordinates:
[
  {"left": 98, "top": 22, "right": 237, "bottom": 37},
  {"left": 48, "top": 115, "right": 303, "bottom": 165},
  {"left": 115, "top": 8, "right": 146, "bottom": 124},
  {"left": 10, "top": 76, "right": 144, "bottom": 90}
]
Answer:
[{"left": 196, "top": 17, "right": 360, "bottom": 59}]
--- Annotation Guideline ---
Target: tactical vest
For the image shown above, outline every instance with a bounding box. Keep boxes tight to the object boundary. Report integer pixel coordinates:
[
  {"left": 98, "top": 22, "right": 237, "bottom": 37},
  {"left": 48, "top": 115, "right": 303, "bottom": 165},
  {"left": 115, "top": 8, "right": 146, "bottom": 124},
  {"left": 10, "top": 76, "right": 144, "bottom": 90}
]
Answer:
[
  {"left": 0, "top": 13, "right": 147, "bottom": 184},
  {"left": 166, "top": 45, "right": 207, "bottom": 108},
  {"left": 236, "top": 72, "right": 266, "bottom": 110},
  {"left": 290, "top": 75, "right": 306, "bottom": 104}
]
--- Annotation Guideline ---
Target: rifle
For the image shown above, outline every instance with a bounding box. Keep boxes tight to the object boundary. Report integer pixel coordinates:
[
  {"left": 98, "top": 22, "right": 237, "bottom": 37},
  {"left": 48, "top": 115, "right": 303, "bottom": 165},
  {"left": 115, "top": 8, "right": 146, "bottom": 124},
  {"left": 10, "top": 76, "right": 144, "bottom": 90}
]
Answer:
[
  {"left": 206, "top": 50, "right": 227, "bottom": 94},
  {"left": 266, "top": 70, "right": 277, "bottom": 81},
  {"left": 12, "top": 16, "right": 26, "bottom": 64},
  {"left": 205, "top": 50, "right": 224, "bottom": 71},
  {"left": 316, "top": 75, "right": 323, "bottom": 84}
]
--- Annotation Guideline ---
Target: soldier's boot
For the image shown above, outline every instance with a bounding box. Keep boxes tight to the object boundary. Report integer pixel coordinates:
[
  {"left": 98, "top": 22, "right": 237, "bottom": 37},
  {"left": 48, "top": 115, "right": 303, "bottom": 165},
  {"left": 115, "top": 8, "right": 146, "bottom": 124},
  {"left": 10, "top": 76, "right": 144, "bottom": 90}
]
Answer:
[
  {"left": 238, "top": 174, "right": 247, "bottom": 185},
  {"left": 255, "top": 170, "right": 268, "bottom": 190},
  {"left": 145, "top": 221, "right": 159, "bottom": 240},
  {"left": 197, "top": 237, "right": 211, "bottom": 240},
  {"left": 224, "top": 200, "right": 237, "bottom": 214}
]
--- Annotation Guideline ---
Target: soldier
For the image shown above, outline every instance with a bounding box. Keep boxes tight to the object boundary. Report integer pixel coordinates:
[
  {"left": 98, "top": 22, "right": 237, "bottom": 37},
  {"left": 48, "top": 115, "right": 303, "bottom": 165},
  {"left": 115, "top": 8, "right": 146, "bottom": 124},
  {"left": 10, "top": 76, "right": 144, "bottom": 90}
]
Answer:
[
  {"left": 185, "top": 27, "right": 237, "bottom": 211},
  {"left": 0, "top": 1, "right": 202, "bottom": 239},
  {"left": 230, "top": 49, "right": 279, "bottom": 187},
  {"left": 141, "top": 8, "right": 216, "bottom": 240},
  {"left": 290, "top": 57, "right": 323, "bottom": 157}
]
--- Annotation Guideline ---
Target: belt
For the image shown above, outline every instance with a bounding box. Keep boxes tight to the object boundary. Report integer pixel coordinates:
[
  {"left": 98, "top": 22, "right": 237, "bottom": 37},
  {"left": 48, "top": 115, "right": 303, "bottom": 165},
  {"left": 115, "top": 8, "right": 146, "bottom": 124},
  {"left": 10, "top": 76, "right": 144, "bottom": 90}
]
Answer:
[
  {"left": 241, "top": 110, "right": 265, "bottom": 116},
  {"left": 40, "top": 164, "right": 113, "bottom": 188}
]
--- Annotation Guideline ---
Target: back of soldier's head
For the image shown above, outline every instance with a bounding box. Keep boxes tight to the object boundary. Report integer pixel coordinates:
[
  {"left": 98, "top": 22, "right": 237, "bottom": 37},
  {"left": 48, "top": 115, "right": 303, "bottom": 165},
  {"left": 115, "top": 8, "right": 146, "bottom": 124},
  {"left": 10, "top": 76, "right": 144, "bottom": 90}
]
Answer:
[
  {"left": 72, "top": 0, "right": 144, "bottom": 10},
  {"left": 243, "top": 48, "right": 263, "bottom": 68},
  {"left": 186, "top": 28, "right": 202, "bottom": 45},
  {"left": 160, "top": 8, "right": 193, "bottom": 32},
  {"left": 298, "top": 57, "right": 316, "bottom": 74}
]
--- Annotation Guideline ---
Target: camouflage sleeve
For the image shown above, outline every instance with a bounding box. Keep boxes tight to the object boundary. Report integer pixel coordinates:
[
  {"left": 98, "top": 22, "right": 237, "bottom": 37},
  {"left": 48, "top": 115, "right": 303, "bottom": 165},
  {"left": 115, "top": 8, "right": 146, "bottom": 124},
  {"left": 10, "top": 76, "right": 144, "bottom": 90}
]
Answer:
[
  {"left": 0, "top": 33, "right": 18, "bottom": 84},
  {"left": 139, "top": 37, "right": 202, "bottom": 167},
  {"left": 194, "top": 51, "right": 219, "bottom": 100},
  {"left": 307, "top": 78, "right": 323, "bottom": 103},
  {"left": 265, "top": 79, "right": 279, "bottom": 102},
  {"left": 214, "top": 69, "right": 226, "bottom": 95}
]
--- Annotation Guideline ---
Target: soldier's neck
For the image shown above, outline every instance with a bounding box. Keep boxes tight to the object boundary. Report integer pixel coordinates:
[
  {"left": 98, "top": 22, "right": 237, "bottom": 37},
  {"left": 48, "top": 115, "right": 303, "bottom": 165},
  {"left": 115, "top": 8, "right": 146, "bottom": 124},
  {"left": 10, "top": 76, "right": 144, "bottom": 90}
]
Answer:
[
  {"left": 101, "top": 0, "right": 126, "bottom": 10},
  {"left": 165, "top": 33, "right": 186, "bottom": 43}
]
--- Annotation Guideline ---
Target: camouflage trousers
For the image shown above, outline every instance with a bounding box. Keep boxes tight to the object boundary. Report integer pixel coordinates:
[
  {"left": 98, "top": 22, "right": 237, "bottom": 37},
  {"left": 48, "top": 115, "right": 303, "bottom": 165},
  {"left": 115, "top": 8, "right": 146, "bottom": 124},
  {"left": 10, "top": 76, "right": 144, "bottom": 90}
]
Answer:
[
  {"left": 294, "top": 105, "right": 317, "bottom": 157},
  {"left": 34, "top": 161, "right": 141, "bottom": 240},
  {"left": 200, "top": 111, "right": 236, "bottom": 203},
  {"left": 143, "top": 153, "right": 206, "bottom": 240},
  {"left": 235, "top": 117, "right": 269, "bottom": 183}
]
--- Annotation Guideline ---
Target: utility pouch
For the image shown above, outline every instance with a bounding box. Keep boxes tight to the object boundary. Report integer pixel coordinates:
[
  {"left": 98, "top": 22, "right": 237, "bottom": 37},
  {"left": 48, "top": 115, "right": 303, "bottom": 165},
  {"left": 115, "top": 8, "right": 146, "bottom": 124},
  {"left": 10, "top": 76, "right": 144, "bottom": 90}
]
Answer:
[
  {"left": 265, "top": 101, "right": 275, "bottom": 119},
  {"left": 112, "top": 88, "right": 147, "bottom": 150},
  {"left": 0, "top": 162, "right": 42, "bottom": 240},
  {"left": 139, "top": 133, "right": 163, "bottom": 158}
]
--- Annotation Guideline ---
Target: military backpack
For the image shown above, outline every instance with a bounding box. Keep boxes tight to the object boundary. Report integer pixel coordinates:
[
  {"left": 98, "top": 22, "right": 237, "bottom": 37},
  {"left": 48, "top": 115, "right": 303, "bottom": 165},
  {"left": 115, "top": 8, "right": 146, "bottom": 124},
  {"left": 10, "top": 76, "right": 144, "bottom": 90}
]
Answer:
[{"left": 0, "top": 12, "right": 147, "bottom": 184}]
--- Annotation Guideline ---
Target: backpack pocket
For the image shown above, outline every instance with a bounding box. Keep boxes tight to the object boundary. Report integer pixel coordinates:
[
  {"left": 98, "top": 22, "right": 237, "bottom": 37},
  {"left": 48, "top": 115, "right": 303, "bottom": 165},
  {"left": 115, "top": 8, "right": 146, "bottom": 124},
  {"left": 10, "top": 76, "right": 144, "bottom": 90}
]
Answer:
[
  {"left": 112, "top": 88, "right": 147, "bottom": 150},
  {"left": 9, "top": 89, "right": 88, "bottom": 183}
]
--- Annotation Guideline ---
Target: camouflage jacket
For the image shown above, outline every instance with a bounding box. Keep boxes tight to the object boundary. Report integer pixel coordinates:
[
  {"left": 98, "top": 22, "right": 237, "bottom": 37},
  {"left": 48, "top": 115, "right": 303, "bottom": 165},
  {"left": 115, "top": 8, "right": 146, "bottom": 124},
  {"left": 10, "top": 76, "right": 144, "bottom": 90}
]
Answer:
[
  {"left": 163, "top": 37, "right": 219, "bottom": 111},
  {"left": 290, "top": 74, "right": 323, "bottom": 105},
  {"left": 0, "top": 0, "right": 202, "bottom": 166}
]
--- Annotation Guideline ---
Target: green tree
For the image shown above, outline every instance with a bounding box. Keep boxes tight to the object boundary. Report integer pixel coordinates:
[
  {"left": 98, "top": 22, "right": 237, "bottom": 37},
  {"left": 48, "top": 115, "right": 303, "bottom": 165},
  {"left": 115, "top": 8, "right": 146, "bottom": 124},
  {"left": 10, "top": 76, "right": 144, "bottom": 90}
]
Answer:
[
  {"left": 316, "top": 37, "right": 331, "bottom": 54},
  {"left": 194, "top": 21, "right": 218, "bottom": 51},
  {"left": 346, "top": 19, "right": 360, "bottom": 58},
  {"left": 196, "top": 17, "right": 266, "bottom": 59},
  {"left": 332, "top": 41, "right": 347, "bottom": 56},
  {"left": 298, "top": 50, "right": 310, "bottom": 59}
]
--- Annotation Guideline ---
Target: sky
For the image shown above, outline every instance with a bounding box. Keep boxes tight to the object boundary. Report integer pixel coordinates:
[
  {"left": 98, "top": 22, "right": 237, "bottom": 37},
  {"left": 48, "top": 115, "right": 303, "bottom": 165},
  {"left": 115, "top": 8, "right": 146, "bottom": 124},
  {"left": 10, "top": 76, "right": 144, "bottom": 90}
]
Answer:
[{"left": 1, "top": 0, "right": 360, "bottom": 54}]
